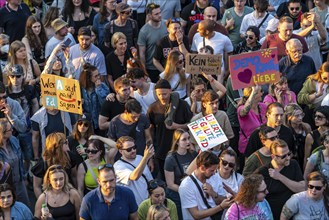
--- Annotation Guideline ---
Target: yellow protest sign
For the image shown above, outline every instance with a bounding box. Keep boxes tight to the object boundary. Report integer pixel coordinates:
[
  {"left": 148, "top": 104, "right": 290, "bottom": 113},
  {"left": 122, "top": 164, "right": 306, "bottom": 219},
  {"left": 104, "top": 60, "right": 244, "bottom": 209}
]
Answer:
[{"left": 40, "top": 74, "right": 82, "bottom": 115}]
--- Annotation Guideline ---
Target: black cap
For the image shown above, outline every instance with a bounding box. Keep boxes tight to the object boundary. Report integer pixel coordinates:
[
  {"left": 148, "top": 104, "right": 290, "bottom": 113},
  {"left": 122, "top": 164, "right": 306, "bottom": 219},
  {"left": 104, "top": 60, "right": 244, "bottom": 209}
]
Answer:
[
  {"left": 155, "top": 79, "right": 171, "bottom": 90},
  {"left": 8, "top": 64, "right": 24, "bottom": 76}
]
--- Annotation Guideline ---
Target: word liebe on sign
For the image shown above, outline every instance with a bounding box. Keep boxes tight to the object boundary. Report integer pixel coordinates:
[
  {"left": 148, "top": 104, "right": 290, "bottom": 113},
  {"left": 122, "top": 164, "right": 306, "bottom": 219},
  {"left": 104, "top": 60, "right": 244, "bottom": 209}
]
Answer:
[
  {"left": 188, "top": 114, "right": 228, "bottom": 151},
  {"left": 229, "top": 48, "right": 280, "bottom": 90},
  {"left": 185, "top": 53, "right": 222, "bottom": 75},
  {"left": 40, "top": 74, "right": 82, "bottom": 115}
]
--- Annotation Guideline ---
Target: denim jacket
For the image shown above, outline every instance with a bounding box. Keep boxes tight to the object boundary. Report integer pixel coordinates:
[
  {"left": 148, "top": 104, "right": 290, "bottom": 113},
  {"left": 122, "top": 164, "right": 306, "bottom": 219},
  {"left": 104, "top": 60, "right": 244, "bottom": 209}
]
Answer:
[
  {"left": 11, "top": 201, "right": 33, "bottom": 219},
  {"left": 81, "top": 83, "right": 109, "bottom": 129},
  {"left": 0, "top": 136, "right": 24, "bottom": 181},
  {"left": 93, "top": 13, "right": 116, "bottom": 46}
]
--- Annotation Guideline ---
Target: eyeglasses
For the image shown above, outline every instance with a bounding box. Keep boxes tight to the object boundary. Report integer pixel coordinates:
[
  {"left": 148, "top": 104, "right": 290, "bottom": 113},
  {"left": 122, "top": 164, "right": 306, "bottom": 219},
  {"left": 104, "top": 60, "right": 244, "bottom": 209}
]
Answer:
[
  {"left": 98, "top": 163, "right": 113, "bottom": 171},
  {"left": 245, "top": 35, "right": 255, "bottom": 40},
  {"left": 148, "top": 180, "right": 167, "bottom": 191},
  {"left": 9, "top": 75, "right": 22, "bottom": 79},
  {"left": 166, "top": 17, "right": 181, "bottom": 27},
  {"left": 258, "top": 188, "right": 267, "bottom": 194},
  {"left": 78, "top": 121, "right": 89, "bottom": 127},
  {"left": 289, "top": 7, "right": 300, "bottom": 11},
  {"left": 177, "top": 59, "right": 185, "bottom": 64},
  {"left": 121, "top": 145, "right": 137, "bottom": 152},
  {"left": 0, "top": 95, "right": 7, "bottom": 101},
  {"left": 86, "top": 149, "right": 99, "bottom": 154},
  {"left": 308, "top": 184, "right": 323, "bottom": 191},
  {"left": 49, "top": 165, "right": 64, "bottom": 172},
  {"left": 275, "top": 151, "right": 292, "bottom": 160},
  {"left": 267, "top": 135, "right": 278, "bottom": 141},
  {"left": 221, "top": 159, "right": 235, "bottom": 168},
  {"left": 314, "top": 114, "right": 325, "bottom": 120},
  {"left": 121, "top": 10, "right": 132, "bottom": 15}
]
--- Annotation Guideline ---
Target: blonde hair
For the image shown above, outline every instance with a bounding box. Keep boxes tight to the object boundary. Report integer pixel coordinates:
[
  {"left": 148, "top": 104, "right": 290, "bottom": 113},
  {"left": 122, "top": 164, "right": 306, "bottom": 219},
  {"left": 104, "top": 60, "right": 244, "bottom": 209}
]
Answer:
[
  {"left": 111, "top": 32, "right": 126, "bottom": 48},
  {"left": 163, "top": 50, "right": 187, "bottom": 86},
  {"left": 8, "top": 41, "right": 28, "bottom": 67},
  {"left": 146, "top": 204, "right": 169, "bottom": 220},
  {"left": 42, "top": 164, "right": 73, "bottom": 193},
  {"left": 169, "top": 129, "right": 188, "bottom": 153}
]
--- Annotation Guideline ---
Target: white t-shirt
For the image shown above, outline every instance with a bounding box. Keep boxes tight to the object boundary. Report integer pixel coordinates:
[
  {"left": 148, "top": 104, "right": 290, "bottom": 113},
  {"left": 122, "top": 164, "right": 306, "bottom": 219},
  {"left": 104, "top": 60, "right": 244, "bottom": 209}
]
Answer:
[
  {"left": 159, "top": 72, "right": 190, "bottom": 98},
  {"left": 179, "top": 172, "right": 223, "bottom": 220},
  {"left": 132, "top": 83, "right": 157, "bottom": 114},
  {"left": 212, "top": 172, "right": 244, "bottom": 197},
  {"left": 184, "top": 97, "right": 202, "bottom": 113},
  {"left": 191, "top": 32, "right": 233, "bottom": 73},
  {"left": 240, "top": 12, "right": 274, "bottom": 38},
  {"left": 322, "top": 93, "right": 329, "bottom": 106},
  {"left": 127, "top": 0, "right": 146, "bottom": 13},
  {"left": 114, "top": 155, "right": 153, "bottom": 205}
]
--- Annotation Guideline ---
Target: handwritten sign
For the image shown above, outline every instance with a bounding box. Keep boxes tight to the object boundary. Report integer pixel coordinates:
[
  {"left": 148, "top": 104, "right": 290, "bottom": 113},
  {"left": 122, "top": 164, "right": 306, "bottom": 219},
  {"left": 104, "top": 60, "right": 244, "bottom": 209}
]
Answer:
[
  {"left": 188, "top": 114, "right": 228, "bottom": 151},
  {"left": 229, "top": 48, "right": 280, "bottom": 90},
  {"left": 185, "top": 53, "right": 222, "bottom": 75},
  {"left": 40, "top": 74, "right": 82, "bottom": 115}
]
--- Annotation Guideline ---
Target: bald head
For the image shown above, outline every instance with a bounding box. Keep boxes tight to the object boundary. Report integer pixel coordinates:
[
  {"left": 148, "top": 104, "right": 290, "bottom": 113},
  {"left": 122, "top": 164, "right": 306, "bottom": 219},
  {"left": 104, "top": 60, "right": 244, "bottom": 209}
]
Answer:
[{"left": 204, "top": 6, "right": 217, "bottom": 21}]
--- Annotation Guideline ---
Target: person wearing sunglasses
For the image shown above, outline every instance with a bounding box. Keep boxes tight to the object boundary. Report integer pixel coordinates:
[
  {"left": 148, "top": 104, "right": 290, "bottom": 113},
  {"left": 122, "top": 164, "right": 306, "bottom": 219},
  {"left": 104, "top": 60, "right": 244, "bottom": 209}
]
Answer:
[
  {"left": 32, "top": 132, "right": 78, "bottom": 199},
  {"left": 256, "top": 139, "right": 305, "bottom": 220},
  {"left": 114, "top": 136, "right": 154, "bottom": 205},
  {"left": 276, "top": 0, "right": 308, "bottom": 30},
  {"left": 138, "top": 179, "right": 178, "bottom": 220},
  {"left": 0, "top": 118, "right": 30, "bottom": 208},
  {"left": 303, "top": 105, "right": 329, "bottom": 170},
  {"left": 34, "top": 165, "right": 81, "bottom": 220},
  {"left": 281, "top": 171, "right": 329, "bottom": 219},
  {"left": 77, "top": 139, "right": 106, "bottom": 197},
  {"left": 224, "top": 174, "right": 273, "bottom": 219},
  {"left": 298, "top": 62, "right": 329, "bottom": 117},
  {"left": 282, "top": 103, "right": 311, "bottom": 169},
  {"left": 304, "top": 131, "right": 329, "bottom": 181},
  {"left": 234, "top": 25, "right": 262, "bottom": 54},
  {"left": 243, "top": 125, "right": 278, "bottom": 176},
  {"left": 80, "top": 164, "right": 138, "bottom": 219}
]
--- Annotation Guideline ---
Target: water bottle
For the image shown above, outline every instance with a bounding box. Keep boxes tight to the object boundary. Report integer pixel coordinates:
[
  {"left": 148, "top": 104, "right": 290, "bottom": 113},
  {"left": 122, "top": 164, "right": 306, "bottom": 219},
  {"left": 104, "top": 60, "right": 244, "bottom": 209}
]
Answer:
[
  {"left": 226, "top": 11, "right": 234, "bottom": 31},
  {"left": 41, "top": 203, "right": 50, "bottom": 218}
]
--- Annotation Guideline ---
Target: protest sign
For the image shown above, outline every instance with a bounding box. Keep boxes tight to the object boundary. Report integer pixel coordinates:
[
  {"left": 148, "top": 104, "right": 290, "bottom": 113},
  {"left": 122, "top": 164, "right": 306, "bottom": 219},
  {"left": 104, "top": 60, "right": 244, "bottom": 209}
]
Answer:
[
  {"left": 40, "top": 74, "right": 83, "bottom": 115},
  {"left": 188, "top": 114, "right": 228, "bottom": 151},
  {"left": 229, "top": 48, "right": 280, "bottom": 90},
  {"left": 185, "top": 53, "right": 222, "bottom": 75}
]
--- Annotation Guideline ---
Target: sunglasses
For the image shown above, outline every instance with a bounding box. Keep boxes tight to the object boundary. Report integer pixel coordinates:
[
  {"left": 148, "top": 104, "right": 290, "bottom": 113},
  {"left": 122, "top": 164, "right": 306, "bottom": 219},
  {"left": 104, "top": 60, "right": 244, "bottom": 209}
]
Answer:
[
  {"left": 275, "top": 151, "right": 292, "bottom": 160},
  {"left": 267, "top": 135, "right": 278, "bottom": 141},
  {"left": 98, "top": 163, "right": 113, "bottom": 171},
  {"left": 308, "top": 184, "right": 323, "bottom": 190},
  {"left": 221, "top": 159, "right": 235, "bottom": 168},
  {"left": 121, "top": 10, "right": 132, "bottom": 15},
  {"left": 289, "top": 7, "right": 300, "bottom": 11},
  {"left": 49, "top": 165, "right": 64, "bottom": 172},
  {"left": 78, "top": 121, "right": 89, "bottom": 127},
  {"left": 315, "top": 114, "right": 325, "bottom": 120},
  {"left": 121, "top": 145, "right": 137, "bottom": 152},
  {"left": 148, "top": 180, "right": 167, "bottom": 191},
  {"left": 9, "top": 75, "right": 22, "bottom": 79},
  {"left": 167, "top": 17, "right": 181, "bottom": 27},
  {"left": 85, "top": 149, "right": 98, "bottom": 154},
  {"left": 258, "top": 188, "right": 267, "bottom": 194},
  {"left": 245, "top": 35, "right": 255, "bottom": 40}
]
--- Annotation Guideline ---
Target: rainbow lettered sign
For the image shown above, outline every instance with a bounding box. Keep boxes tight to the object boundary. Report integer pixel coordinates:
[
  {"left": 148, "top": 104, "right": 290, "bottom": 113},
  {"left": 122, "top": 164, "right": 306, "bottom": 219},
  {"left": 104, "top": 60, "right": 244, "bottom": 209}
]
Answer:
[
  {"left": 188, "top": 114, "right": 228, "bottom": 151},
  {"left": 229, "top": 48, "right": 280, "bottom": 90}
]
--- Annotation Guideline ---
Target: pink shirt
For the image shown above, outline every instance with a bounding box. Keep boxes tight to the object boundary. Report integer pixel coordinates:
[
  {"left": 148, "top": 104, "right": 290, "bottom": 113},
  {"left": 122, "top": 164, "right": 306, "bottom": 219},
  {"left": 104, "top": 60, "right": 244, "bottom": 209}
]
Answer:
[
  {"left": 238, "top": 103, "right": 267, "bottom": 153},
  {"left": 263, "top": 92, "right": 296, "bottom": 108}
]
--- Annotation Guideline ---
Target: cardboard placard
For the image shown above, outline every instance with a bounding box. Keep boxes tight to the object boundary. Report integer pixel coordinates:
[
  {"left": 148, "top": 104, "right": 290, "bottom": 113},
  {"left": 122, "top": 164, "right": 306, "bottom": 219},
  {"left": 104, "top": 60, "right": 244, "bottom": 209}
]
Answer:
[
  {"left": 188, "top": 114, "right": 228, "bottom": 151},
  {"left": 229, "top": 48, "right": 280, "bottom": 90},
  {"left": 40, "top": 74, "right": 82, "bottom": 115},
  {"left": 185, "top": 53, "right": 222, "bottom": 75}
]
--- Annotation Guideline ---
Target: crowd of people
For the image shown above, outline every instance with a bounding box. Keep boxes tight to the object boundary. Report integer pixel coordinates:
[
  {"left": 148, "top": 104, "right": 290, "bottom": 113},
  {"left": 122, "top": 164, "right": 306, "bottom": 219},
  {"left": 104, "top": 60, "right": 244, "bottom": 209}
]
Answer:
[{"left": 0, "top": 0, "right": 329, "bottom": 219}]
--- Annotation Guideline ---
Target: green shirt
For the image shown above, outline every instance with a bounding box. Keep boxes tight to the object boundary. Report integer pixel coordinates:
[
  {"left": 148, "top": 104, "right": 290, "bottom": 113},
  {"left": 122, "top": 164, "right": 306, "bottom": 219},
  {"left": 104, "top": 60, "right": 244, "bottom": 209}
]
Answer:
[{"left": 138, "top": 198, "right": 178, "bottom": 220}]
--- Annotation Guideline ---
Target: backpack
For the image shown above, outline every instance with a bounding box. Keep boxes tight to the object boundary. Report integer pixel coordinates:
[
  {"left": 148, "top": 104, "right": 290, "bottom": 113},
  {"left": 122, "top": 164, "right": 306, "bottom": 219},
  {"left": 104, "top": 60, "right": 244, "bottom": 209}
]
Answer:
[{"left": 312, "top": 145, "right": 325, "bottom": 173}]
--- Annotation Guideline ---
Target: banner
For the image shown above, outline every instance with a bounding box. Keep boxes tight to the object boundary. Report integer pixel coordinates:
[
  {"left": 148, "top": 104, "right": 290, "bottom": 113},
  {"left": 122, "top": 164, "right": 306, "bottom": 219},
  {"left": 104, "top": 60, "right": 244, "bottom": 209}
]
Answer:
[
  {"left": 188, "top": 114, "right": 228, "bottom": 151},
  {"left": 185, "top": 53, "right": 222, "bottom": 75},
  {"left": 40, "top": 74, "right": 83, "bottom": 115},
  {"left": 229, "top": 48, "right": 280, "bottom": 90}
]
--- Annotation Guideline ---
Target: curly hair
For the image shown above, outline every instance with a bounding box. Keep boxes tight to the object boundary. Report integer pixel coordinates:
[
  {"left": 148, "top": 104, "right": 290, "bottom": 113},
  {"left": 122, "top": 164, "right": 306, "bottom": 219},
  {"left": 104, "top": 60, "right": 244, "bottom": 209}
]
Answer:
[
  {"left": 25, "top": 15, "right": 48, "bottom": 51},
  {"left": 234, "top": 174, "right": 264, "bottom": 208},
  {"left": 163, "top": 50, "right": 187, "bottom": 86},
  {"left": 43, "top": 133, "right": 70, "bottom": 168},
  {"left": 42, "top": 165, "right": 73, "bottom": 193}
]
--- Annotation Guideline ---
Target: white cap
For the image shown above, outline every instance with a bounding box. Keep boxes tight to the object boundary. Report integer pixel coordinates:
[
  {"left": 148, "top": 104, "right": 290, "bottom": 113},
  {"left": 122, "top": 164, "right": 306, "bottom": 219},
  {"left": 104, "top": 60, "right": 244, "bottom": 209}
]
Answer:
[{"left": 266, "top": 18, "right": 279, "bottom": 32}]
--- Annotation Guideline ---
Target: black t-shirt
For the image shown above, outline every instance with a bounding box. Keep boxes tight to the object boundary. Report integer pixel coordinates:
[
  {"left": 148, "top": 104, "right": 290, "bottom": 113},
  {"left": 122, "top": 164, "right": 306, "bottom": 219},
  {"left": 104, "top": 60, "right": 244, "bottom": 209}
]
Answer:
[
  {"left": 153, "top": 36, "right": 189, "bottom": 68},
  {"left": 245, "top": 125, "right": 295, "bottom": 157},
  {"left": 100, "top": 96, "right": 134, "bottom": 122},
  {"left": 276, "top": 2, "right": 308, "bottom": 29},
  {"left": 105, "top": 50, "right": 130, "bottom": 81},
  {"left": 147, "top": 99, "right": 193, "bottom": 160},
  {"left": 181, "top": 3, "right": 205, "bottom": 35},
  {"left": 7, "top": 85, "right": 36, "bottom": 117},
  {"left": 68, "top": 135, "right": 87, "bottom": 165},
  {"left": 31, "top": 111, "right": 69, "bottom": 136},
  {"left": 256, "top": 159, "right": 303, "bottom": 220},
  {"left": 0, "top": 3, "right": 31, "bottom": 42}
]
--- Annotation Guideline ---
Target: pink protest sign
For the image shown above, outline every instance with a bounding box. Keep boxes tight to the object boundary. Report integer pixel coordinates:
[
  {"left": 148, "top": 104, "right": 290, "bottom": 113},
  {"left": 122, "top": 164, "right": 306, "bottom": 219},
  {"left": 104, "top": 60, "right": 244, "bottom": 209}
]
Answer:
[{"left": 229, "top": 48, "right": 280, "bottom": 90}]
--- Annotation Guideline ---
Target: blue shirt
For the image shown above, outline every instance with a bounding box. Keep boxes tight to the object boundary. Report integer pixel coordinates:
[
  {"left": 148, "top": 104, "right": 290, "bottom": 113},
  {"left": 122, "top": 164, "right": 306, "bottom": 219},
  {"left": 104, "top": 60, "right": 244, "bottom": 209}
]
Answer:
[
  {"left": 80, "top": 186, "right": 138, "bottom": 220},
  {"left": 11, "top": 201, "right": 33, "bottom": 220}
]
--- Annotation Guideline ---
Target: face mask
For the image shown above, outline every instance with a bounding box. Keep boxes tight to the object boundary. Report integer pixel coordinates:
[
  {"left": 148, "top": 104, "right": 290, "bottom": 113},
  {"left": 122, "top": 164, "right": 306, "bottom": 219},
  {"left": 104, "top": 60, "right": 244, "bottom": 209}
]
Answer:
[{"left": 0, "top": 45, "right": 9, "bottom": 54}]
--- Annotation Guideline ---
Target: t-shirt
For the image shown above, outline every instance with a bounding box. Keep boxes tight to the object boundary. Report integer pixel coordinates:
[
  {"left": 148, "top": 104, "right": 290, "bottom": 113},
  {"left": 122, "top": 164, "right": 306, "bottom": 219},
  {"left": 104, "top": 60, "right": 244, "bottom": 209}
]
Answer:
[
  {"left": 69, "top": 43, "right": 107, "bottom": 79},
  {"left": 263, "top": 92, "right": 297, "bottom": 108},
  {"left": 283, "top": 191, "right": 329, "bottom": 219},
  {"left": 240, "top": 12, "right": 274, "bottom": 38},
  {"left": 100, "top": 97, "right": 134, "bottom": 122},
  {"left": 147, "top": 0, "right": 181, "bottom": 20},
  {"left": 224, "top": 200, "right": 273, "bottom": 220},
  {"left": 138, "top": 198, "right": 178, "bottom": 220},
  {"left": 108, "top": 114, "right": 150, "bottom": 156},
  {"left": 137, "top": 21, "right": 168, "bottom": 70},
  {"left": 211, "top": 172, "right": 244, "bottom": 197},
  {"left": 0, "top": 3, "right": 31, "bottom": 42},
  {"left": 114, "top": 155, "right": 153, "bottom": 205},
  {"left": 256, "top": 159, "right": 304, "bottom": 220},
  {"left": 308, "top": 150, "right": 329, "bottom": 184},
  {"left": 188, "top": 22, "right": 229, "bottom": 46},
  {"left": 105, "top": 50, "right": 130, "bottom": 81},
  {"left": 181, "top": 2, "right": 207, "bottom": 35},
  {"left": 164, "top": 151, "right": 198, "bottom": 185},
  {"left": 159, "top": 72, "right": 190, "bottom": 98},
  {"left": 31, "top": 111, "right": 69, "bottom": 137},
  {"left": 132, "top": 83, "right": 157, "bottom": 114},
  {"left": 243, "top": 150, "right": 272, "bottom": 176}
]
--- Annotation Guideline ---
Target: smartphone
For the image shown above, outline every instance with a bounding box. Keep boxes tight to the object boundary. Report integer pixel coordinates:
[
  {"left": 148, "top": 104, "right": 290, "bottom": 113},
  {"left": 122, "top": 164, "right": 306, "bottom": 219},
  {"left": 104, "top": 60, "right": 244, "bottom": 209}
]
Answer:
[
  {"left": 146, "top": 141, "right": 152, "bottom": 149},
  {"left": 63, "top": 38, "right": 72, "bottom": 48}
]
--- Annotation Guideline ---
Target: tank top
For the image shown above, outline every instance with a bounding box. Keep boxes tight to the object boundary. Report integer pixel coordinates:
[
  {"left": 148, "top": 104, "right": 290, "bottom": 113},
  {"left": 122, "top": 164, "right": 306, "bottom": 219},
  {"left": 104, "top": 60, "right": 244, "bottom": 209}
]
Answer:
[
  {"left": 133, "top": 83, "right": 156, "bottom": 114},
  {"left": 48, "top": 194, "right": 76, "bottom": 220},
  {"left": 84, "top": 159, "right": 105, "bottom": 189}
]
